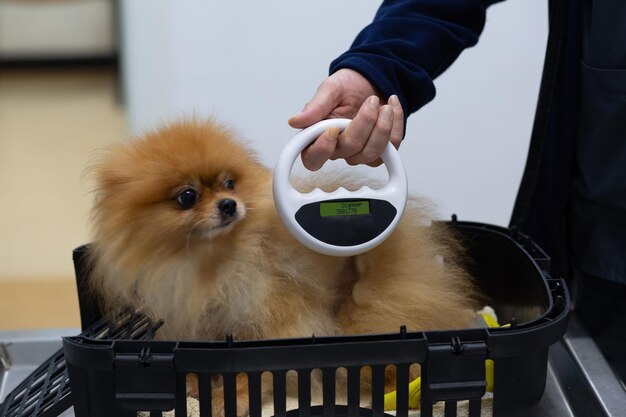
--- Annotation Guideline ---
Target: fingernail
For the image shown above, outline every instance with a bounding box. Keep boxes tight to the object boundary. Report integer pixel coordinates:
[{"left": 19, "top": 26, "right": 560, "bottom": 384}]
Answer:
[
  {"left": 368, "top": 96, "right": 379, "bottom": 109},
  {"left": 326, "top": 127, "right": 340, "bottom": 141},
  {"left": 389, "top": 95, "right": 400, "bottom": 106},
  {"left": 380, "top": 105, "right": 392, "bottom": 119}
]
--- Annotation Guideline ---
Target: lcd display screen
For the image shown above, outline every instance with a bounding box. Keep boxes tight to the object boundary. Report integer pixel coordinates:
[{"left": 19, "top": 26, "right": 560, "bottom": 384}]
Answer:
[{"left": 319, "top": 201, "right": 370, "bottom": 217}]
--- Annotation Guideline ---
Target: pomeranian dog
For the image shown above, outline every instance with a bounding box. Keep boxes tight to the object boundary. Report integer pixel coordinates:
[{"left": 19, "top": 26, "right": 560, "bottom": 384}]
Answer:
[{"left": 88, "top": 119, "right": 481, "bottom": 415}]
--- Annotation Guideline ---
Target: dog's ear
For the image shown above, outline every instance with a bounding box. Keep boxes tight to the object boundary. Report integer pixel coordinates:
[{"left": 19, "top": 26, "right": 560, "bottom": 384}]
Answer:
[
  {"left": 84, "top": 143, "right": 143, "bottom": 200},
  {"left": 98, "top": 152, "right": 133, "bottom": 189}
]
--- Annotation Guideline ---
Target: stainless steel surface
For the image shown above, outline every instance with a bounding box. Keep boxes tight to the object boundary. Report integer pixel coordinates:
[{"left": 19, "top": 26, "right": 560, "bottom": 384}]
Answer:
[
  {"left": 0, "top": 328, "right": 78, "bottom": 405},
  {"left": 552, "top": 317, "right": 626, "bottom": 417},
  {"left": 1, "top": 322, "right": 624, "bottom": 417},
  {"left": 526, "top": 363, "right": 576, "bottom": 417}
]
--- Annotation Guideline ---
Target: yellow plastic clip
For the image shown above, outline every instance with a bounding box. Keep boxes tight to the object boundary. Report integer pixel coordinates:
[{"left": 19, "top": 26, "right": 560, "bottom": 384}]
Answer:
[{"left": 383, "top": 312, "right": 498, "bottom": 411}]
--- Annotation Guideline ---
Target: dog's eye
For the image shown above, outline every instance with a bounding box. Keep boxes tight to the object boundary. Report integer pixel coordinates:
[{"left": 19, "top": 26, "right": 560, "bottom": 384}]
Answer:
[
  {"left": 224, "top": 179, "right": 235, "bottom": 190},
  {"left": 176, "top": 188, "right": 199, "bottom": 210}
]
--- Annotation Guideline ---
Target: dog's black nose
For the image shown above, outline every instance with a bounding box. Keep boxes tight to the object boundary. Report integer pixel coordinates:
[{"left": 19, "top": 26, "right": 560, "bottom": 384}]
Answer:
[{"left": 218, "top": 198, "right": 237, "bottom": 217}]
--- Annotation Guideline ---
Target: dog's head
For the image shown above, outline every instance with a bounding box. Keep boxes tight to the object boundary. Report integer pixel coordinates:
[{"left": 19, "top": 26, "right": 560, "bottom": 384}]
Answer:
[{"left": 90, "top": 119, "right": 273, "bottom": 268}]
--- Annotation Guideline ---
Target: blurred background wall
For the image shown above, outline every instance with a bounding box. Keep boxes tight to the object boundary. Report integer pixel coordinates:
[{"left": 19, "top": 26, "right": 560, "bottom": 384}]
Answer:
[
  {"left": 0, "top": 0, "right": 547, "bottom": 329},
  {"left": 0, "top": 0, "right": 123, "bottom": 328},
  {"left": 121, "top": 0, "right": 548, "bottom": 226}
]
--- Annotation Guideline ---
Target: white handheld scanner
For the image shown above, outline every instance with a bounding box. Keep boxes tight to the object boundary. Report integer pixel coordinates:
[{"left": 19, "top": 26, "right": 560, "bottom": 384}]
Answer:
[{"left": 273, "top": 119, "right": 408, "bottom": 256}]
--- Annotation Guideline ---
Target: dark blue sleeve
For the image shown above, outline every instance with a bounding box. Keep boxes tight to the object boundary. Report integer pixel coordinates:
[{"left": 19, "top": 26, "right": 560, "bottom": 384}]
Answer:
[{"left": 330, "top": 0, "right": 504, "bottom": 116}]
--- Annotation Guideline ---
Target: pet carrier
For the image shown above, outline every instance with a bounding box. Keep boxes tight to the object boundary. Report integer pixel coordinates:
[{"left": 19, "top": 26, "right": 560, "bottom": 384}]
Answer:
[{"left": 0, "top": 220, "right": 570, "bottom": 417}]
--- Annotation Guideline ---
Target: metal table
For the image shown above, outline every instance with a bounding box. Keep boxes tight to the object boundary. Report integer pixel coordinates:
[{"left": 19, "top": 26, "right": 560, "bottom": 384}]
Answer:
[{"left": 1, "top": 317, "right": 624, "bottom": 417}]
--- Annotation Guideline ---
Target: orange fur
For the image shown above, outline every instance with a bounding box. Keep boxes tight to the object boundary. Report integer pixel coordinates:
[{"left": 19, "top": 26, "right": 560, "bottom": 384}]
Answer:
[{"left": 88, "top": 118, "right": 481, "bottom": 414}]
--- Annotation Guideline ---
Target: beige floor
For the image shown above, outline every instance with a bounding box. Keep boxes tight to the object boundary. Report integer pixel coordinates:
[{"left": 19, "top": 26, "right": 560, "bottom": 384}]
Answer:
[{"left": 0, "top": 67, "right": 127, "bottom": 330}]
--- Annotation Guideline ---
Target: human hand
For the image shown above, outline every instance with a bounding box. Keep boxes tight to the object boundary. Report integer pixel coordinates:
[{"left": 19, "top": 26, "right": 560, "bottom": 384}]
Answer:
[{"left": 288, "top": 69, "right": 404, "bottom": 171}]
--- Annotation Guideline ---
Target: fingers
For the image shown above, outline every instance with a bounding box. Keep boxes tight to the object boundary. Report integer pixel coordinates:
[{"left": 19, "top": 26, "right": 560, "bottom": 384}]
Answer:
[
  {"left": 388, "top": 95, "right": 404, "bottom": 150},
  {"left": 333, "top": 96, "right": 381, "bottom": 160},
  {"left": 293, "top": 90, "right": 405, "bottom": 170},
  {"left": 300, "top": 127, "right": 340, "bottom": 171},
  {"left": 344, "top": 94, "right": 403, "bottom": 167},
  {"left": 345, "top": 101, "right": 394, "bottom": 166},
  {"left": 288, "top": 79, "right": 340, "bottom": 129}
]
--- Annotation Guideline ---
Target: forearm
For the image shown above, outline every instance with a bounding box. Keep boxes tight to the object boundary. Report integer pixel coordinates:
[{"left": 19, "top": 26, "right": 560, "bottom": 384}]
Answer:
[{"left": 330, "top": 0, "right": 503, "bottom": 115}]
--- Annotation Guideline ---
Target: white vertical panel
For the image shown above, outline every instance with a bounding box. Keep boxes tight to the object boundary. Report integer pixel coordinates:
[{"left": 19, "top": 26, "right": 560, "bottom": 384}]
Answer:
[{"left": 121, "top": 0, "right": 548, "bottom": 225}]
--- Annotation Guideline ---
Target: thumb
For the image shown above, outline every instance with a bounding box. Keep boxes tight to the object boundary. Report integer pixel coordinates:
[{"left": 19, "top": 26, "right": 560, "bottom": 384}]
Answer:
[{"left": 288, "top": 80, "right": 340, "bottom": 128}]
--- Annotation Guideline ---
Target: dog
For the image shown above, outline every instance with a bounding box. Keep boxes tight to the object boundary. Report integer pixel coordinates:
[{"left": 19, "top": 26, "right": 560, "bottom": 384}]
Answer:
[{"left": 87, "top": 118, "right": 481, "bottom": 415}]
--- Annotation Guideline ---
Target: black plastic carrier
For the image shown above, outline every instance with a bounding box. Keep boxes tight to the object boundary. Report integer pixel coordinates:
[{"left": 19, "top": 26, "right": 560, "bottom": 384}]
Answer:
[
  {"left": 0, "top": 312, "right": 163, "bottom": 417},
  {"left": 0, "top": 220, "right": 570, "bottom": 417}
]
